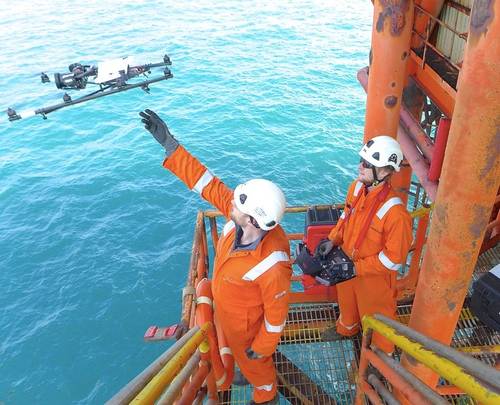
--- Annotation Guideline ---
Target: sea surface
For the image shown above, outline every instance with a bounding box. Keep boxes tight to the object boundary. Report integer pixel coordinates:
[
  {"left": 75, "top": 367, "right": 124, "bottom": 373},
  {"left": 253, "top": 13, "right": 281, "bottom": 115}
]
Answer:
[{"left": 0, "top": 1, "right": 372, "bottom": 403}]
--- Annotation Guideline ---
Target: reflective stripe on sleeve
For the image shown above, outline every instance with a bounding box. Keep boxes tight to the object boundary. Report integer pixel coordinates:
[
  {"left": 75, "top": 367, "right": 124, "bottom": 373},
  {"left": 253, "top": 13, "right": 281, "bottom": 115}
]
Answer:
[
  {"left": 192, "top": 170, "right": 214, "bottom": 194},
  {"left": 265, "top": 317, "right": 286, "bottom": 333},
  {"left": 242, "top": 251, "right": 290, "bottom": 281},
  {"left": 376, "top": 197, "right": 403, "bottom": 219},
  {"left": 256, "top": 383, "right": 274, "bottom": 392},
  {"left": 353, "top": 181, "right": 363, "bottom": 197},
  {"left": 222, "top": 220, "right": 235, "bottom": 236},
  {"left": 378, "top": 251, "right": 402, "bottom": 271}
]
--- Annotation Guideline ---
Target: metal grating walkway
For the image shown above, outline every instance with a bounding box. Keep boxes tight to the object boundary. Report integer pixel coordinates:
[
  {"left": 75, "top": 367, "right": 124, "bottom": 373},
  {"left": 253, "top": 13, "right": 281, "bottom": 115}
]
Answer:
[{"left": 218, "top": 245, "right": 500, "bottom": 404}]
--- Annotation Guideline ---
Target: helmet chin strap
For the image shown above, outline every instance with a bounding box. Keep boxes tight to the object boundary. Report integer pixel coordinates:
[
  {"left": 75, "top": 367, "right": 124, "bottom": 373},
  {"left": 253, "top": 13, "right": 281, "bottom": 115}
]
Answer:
[{"left": 369, "top": 167, "right": 391, "bottom": 187}]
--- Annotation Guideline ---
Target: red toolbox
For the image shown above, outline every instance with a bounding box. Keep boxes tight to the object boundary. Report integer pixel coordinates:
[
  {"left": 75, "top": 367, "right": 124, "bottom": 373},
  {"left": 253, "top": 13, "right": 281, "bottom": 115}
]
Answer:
[
  {"left": 299, "top": 205, "right": 342, "bottom": 296},
  {"left": 303, "top": 205, "right": 341, "bottom": 253}
]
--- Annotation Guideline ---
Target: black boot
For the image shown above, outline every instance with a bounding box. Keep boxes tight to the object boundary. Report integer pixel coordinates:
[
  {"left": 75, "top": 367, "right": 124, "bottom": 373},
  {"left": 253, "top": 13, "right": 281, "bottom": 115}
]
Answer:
[{"left": 321, "top": 326, "right": 350, "bottom": 342}]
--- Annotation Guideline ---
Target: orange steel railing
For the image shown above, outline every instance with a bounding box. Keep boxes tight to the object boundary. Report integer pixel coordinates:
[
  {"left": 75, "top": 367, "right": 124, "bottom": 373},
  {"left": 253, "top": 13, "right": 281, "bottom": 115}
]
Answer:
[
  {"left": 355, "top": 314, "right": 500, "bottom": 405},
  {"left": 412, "top": 4, "right": 466, "bottom": 72},
  {"left": 106, "top": 323, "right": 215, "bottom": 405}
]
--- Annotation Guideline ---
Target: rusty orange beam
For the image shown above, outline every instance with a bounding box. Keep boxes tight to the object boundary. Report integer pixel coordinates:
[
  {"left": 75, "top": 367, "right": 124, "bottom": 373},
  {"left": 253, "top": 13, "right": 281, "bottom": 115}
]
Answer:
[
  {"left": 364, "top": 349, "right": 439, "bottom": 404},
  {"left": 359, "top": 380, "right": 385, "bottom": 405},
  {"left": 408, "top": 51, "right": 455, "bottom": 118},
  {"left": 364, "top": 0, "right": 414, "bottom": 143},
  {"left": 176, "top": 361, "right": 210, "bottom": 405},
  {"left": 358, "top": 66, "right": 437, "bottom": 200},
  {"left": 397, "top": 211, "right": 429, "bottom": 298},
  {"left": 208, "top": 216, "right": 219, "bottom": 254},
  {"left": 403, "top": 0, "right": 500, "bottom": 389},
  {"left": 435, "top": 385, "right": 465, "bottom": 396}
]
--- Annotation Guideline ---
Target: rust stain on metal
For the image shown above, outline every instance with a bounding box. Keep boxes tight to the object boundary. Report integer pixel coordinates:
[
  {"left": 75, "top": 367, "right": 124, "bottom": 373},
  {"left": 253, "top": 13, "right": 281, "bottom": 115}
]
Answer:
[
  {"left": 385, "top": 95, "right": 398, "bottom": 107},
  {"left": 401, "top": 51, "right": 408, "bottom": 60},
  {"left": 391, "top": 81, "right": 396, "bottom": 88},
  {"left": 376, "top": 0, "right": 410, "bottom": 36},
  {"left": 470, "top": 0, "right": 495, "bottom": 39},
  {"left": 479, "top": 127, "right": 500, "bottom": 180},
  {"left": 469, "top": 205, "right": 490, "bottom": 238}
]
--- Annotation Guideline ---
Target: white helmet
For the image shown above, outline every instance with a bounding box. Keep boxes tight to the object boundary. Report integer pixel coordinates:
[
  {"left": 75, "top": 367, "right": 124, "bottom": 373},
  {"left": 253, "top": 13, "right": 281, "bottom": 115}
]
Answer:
[
  {"left": 234, "top": 179, "right": 286, "bottom": 231},
  {"left": 359, "top": 135, "right": 403, "bottom": 172}
]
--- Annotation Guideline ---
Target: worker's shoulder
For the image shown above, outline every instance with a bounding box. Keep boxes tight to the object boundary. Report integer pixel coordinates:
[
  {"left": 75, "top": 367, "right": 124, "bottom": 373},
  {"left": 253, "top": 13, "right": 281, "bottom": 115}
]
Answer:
[
  {"left": 379, "top": 192, "right": 411, "bottom": 221},
  {"left": 346, "top": 180, "right": 363, "bottom": 199},
  {"left": 261, "top": 225, "right": 291, "bottom": 256}
]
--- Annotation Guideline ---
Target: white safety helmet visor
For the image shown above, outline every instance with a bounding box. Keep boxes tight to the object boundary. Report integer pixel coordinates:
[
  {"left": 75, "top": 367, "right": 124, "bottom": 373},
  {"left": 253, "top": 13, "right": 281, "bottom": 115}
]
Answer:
[
  {"left": 234, "top": 179, "right": 286, "bottom": 231},
  {"left": 359, "top": 135, "right": 404, "bottom": 172}
]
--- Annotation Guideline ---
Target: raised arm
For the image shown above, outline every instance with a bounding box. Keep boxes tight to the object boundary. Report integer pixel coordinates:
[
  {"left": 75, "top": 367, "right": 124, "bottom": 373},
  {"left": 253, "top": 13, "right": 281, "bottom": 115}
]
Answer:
[{"left": 140, "top": 109, "right": 233, "bottom": 218}]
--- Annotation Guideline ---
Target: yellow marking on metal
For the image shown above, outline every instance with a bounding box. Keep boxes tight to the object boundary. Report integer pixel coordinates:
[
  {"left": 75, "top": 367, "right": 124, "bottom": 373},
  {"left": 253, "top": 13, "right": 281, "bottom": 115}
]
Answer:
[
  {"left": 199, "top": 340, "right": 210, "bottom": 354},
  {"left": 132, "top": 322, "right": 211, "bottom": 404},
  {"left": 458, "top": 345, "right": 500, "bottom": 355},
  {"left": 410, "top": 204, "right": 434, "bottom": 218},
  {"left": 362, "top": 316, "right": 500, "bottom": 405}
]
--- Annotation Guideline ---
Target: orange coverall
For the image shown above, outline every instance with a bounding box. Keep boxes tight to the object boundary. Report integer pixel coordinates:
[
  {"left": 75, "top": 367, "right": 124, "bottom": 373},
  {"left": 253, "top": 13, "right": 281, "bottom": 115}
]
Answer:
[
  {"left": 164, "top": 146, "right": 292, "bottom": 403},
  {"left": 328, "top": 180, "right": 412, "bottom": 352}
]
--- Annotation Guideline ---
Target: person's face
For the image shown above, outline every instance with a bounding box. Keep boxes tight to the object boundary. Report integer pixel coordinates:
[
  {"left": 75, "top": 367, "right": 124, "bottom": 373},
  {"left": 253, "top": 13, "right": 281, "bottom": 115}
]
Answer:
[
  {"left": 357, "top": 158, "right": 375, "bottom": 185},
  {"left": 357, "top": 159, "right": 392, "bottom": 185},
  {"left": 231, "top": 200, "right": 251, "bottom": 226}
]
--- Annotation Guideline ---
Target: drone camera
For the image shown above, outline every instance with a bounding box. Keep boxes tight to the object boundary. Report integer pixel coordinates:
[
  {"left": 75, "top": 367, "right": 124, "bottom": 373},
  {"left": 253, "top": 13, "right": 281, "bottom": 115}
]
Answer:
[{"left": 54, "top": 63, "right": 92, "bottom": 90}]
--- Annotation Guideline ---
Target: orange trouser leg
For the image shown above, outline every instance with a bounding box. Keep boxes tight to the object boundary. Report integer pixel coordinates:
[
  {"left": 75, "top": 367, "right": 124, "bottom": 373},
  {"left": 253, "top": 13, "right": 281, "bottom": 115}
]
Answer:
[
  {"left": 355, "top": 274, "right": 397, "bottom": 353},
  {"left": 216, "top": 306, "right": 277, "bottom": 403},
  {"left": 335, "top": 277, "right": 361, "bottom": 336}
]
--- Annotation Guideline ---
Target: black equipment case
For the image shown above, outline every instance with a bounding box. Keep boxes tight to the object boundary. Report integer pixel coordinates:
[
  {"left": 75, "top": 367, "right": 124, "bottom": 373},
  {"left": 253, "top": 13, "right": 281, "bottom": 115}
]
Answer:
[{"left": 470, "top": 264, "right": 500, "bottom": 332}]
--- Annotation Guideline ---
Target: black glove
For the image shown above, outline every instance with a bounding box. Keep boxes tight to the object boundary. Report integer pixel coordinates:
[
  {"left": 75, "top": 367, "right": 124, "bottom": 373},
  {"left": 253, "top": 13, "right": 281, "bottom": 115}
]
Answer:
[
  {"left": 245, "top": 348, "right": 264, "bottom": 360},
  {"left": 315, "top": 239, "right": 334, "bottom": 258},
  {"left": 139, "top": 109, "right": 179, "bottom": 157}
]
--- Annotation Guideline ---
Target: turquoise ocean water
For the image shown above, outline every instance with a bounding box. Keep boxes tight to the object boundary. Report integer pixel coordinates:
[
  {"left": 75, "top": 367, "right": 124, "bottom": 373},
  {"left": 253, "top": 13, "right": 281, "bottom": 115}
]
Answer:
[{"left": 0, "top": 1, "right": 372, "bottom": 403}]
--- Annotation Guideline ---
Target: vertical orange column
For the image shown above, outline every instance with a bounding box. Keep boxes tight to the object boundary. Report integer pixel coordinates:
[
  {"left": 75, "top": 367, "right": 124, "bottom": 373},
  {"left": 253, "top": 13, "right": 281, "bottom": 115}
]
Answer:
[
  {"left": 364, "top": 0, "right": 414, "bottom": 141},
  {"left": 364, "top": 0, "right": 414, "bottom": 201},
  {"left": 402, "top": 0, "right": 500, "bottom": 388}
]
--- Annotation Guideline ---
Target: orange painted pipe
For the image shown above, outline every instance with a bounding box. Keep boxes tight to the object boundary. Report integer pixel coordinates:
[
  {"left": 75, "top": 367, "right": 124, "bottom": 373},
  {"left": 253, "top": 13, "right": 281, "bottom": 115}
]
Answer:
[
  {"left": 364, "top": 350, "right": 432, "bottom": 404},
  {"left": 364, "top": 0, "right": 414, "bottom": 143},
  {"left": 359, "top": 66, "right": 420, "bottom": 203},
  {"left": 403, "top": 0, "right": 500, "bottom": 388},
  {"left": 176, "top": 362, "right": 210, "bottom": 405},
  {"left": 397, "top": 122, "right": 437, "bottom": 200},
  {"left": 428, "top": 117, "right": 451, "bottom": 181}
]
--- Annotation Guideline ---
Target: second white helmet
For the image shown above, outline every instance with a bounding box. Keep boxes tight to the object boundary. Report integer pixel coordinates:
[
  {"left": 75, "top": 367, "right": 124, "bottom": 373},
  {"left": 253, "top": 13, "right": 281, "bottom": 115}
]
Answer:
[
  {"left": 234, "top": 179, "right": 286, "bottom": 231},
  {"left": 359, "top": 135, "right": 404, "bottom": 172}
]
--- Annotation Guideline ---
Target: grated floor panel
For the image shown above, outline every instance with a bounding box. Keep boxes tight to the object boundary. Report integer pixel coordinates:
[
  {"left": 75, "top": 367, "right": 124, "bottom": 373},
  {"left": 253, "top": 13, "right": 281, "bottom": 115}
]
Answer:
[{"left": 218, "top": 245, "right": 499, "bottom": 404}]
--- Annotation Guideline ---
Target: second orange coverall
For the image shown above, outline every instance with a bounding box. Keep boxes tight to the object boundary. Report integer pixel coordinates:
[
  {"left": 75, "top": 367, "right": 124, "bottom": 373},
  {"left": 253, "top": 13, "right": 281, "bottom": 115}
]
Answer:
[
  {"left": 164, "top": 145, "right": 292, "bottom": 403},
  {"left": 328, "top": 180, "right": 412, "bottom": 352}
]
